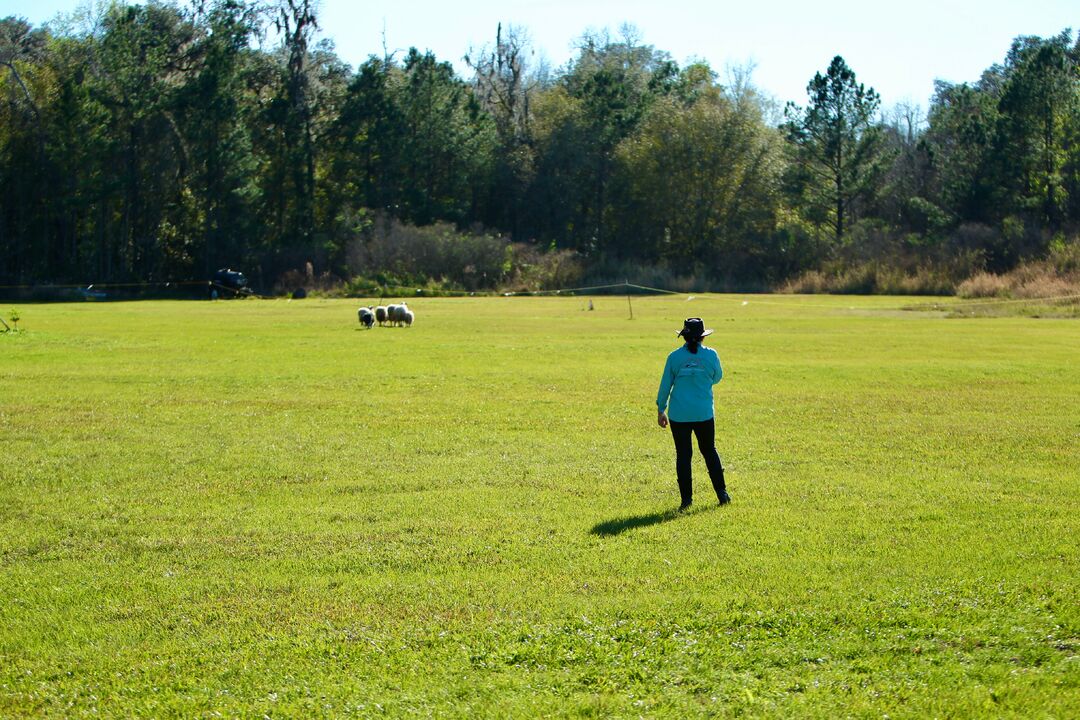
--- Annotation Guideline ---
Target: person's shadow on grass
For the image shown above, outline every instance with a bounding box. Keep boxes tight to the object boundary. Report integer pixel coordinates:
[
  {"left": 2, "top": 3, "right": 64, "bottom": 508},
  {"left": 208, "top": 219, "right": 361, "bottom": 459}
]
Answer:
[{"left": 590, "top": 508, "right": 687, "bottom": 537}]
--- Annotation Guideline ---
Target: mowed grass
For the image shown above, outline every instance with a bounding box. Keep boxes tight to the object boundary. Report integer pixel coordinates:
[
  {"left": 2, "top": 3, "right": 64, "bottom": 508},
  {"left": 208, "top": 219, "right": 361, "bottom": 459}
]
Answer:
[{"left": 1, "top": 295, "right": 1078, "bottom": 718}]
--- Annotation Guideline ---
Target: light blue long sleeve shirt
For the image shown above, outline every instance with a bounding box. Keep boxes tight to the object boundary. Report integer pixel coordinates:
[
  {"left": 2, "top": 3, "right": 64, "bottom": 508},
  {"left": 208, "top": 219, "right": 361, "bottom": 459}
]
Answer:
[{"left": 656, "top": 343, "right": 723, "bottom": 422}]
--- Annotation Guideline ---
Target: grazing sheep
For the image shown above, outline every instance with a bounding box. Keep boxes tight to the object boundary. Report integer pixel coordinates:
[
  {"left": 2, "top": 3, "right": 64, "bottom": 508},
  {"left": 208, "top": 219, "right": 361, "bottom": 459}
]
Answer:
[
  {"left": 404, "top": 309, "right": 414, "bottom": 327},
  {"left": 358, "top": 306, "right": 375, "bottom": 328},
  {"left": 387, "top": 303, "right": 409, "bottom": 326},
  {"left": 375, "top": 305, "right": 388, "bottom": 326}
]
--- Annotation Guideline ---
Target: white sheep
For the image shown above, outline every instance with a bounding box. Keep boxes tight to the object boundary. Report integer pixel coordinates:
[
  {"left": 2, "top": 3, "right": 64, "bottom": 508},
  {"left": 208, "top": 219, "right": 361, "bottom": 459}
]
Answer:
[
  {"left": 375, "top": 305, "right": 388, "bottom": 326},
  {"left": 404, "top": 309, "right": 414, "bottom": 327},
  {"left": 388, "top": 303, "right": 409, "bottom": 326},
  {"left": 358, "top": 306, "right": 374, "bottom": 328}
]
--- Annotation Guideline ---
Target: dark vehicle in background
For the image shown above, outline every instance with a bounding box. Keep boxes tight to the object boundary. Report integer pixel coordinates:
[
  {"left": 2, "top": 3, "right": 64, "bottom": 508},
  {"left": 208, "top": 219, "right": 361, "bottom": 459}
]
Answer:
[
  {"left": 212, "top": 268, "right": 253, "bottom": 298},
  {"left": 79, "top": 285, "right": 109, "bottom": 301}
]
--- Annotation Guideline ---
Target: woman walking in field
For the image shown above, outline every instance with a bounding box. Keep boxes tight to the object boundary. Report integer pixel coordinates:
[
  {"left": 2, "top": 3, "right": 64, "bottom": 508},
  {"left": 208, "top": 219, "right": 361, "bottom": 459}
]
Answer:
[{"left": 656, "top": 318, "right": 730, "bottom": 510}]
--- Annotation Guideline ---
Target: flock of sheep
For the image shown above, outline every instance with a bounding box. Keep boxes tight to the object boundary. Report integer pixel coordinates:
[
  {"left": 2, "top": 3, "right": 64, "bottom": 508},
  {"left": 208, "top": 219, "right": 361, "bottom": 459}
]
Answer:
[{"left": 358, "top": 303, "right": 414, "bottom": 329}]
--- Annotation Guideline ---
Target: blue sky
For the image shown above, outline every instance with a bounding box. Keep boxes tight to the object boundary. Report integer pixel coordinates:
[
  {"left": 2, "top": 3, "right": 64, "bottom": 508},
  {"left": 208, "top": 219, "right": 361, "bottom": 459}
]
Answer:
[{"left": 4, "top": 0, "right": 1076, "bottom": 109}]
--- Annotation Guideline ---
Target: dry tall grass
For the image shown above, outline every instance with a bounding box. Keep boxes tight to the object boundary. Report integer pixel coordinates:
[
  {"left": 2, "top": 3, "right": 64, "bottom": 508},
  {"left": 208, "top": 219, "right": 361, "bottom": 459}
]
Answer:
[
  {"left": 780, "top": 264, "right": 954, "bottom": 295},
  {"left": 957, "top": 244, "right": 1080, "bottom": 299},
  {"left": 782, "top": 240, "right": 1080, "bottom": 299}
]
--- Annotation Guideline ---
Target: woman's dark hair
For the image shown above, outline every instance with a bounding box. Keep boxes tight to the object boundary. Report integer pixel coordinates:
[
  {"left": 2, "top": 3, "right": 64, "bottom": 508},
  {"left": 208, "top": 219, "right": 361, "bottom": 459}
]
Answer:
[{"left": 678, "top": 318, "right": 708, "bottom": 353}]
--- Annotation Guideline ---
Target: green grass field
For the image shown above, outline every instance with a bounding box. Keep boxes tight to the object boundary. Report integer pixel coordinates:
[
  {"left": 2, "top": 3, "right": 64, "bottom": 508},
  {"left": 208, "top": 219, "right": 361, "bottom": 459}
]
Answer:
[{"left": 2, "top": 295, "right": 1078, "bottom": 717}]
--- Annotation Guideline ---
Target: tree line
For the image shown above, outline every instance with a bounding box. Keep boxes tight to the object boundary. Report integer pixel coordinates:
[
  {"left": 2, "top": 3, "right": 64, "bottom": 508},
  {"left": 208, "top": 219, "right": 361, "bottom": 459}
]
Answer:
[{"left": 1, "top": 1, "right": 1078, "bottom": 293}]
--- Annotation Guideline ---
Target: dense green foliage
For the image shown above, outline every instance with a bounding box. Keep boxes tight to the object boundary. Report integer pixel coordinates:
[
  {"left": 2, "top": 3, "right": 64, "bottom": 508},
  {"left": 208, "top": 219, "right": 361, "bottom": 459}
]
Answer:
[
  {"left": 1, "top": 3, "right": 1079, "bottom": 290},
  {"left": 782, "top": 56, "right": 885, "bottom": 245},
  {"left": 1, "top": 297, "right": 1078, "bottom": 716}
]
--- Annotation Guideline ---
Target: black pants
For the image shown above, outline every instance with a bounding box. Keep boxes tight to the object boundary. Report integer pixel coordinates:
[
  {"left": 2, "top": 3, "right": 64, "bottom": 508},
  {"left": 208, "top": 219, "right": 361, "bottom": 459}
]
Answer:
[{"left": 669, "top": 418, "right": 726, "bottom": 506}]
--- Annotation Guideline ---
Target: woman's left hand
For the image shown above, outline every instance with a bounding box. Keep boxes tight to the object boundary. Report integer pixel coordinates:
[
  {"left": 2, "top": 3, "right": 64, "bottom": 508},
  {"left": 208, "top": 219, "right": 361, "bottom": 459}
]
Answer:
[{"left": 657, "top": 410, "right": 668, "bottom": 428}]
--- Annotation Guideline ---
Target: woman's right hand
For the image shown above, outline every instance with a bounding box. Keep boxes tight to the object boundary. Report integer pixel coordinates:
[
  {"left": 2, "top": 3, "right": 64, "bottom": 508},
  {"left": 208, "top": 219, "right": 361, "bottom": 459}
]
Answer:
[{"left": 657, "top": 410, "right": 668, "bottom": 428}]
